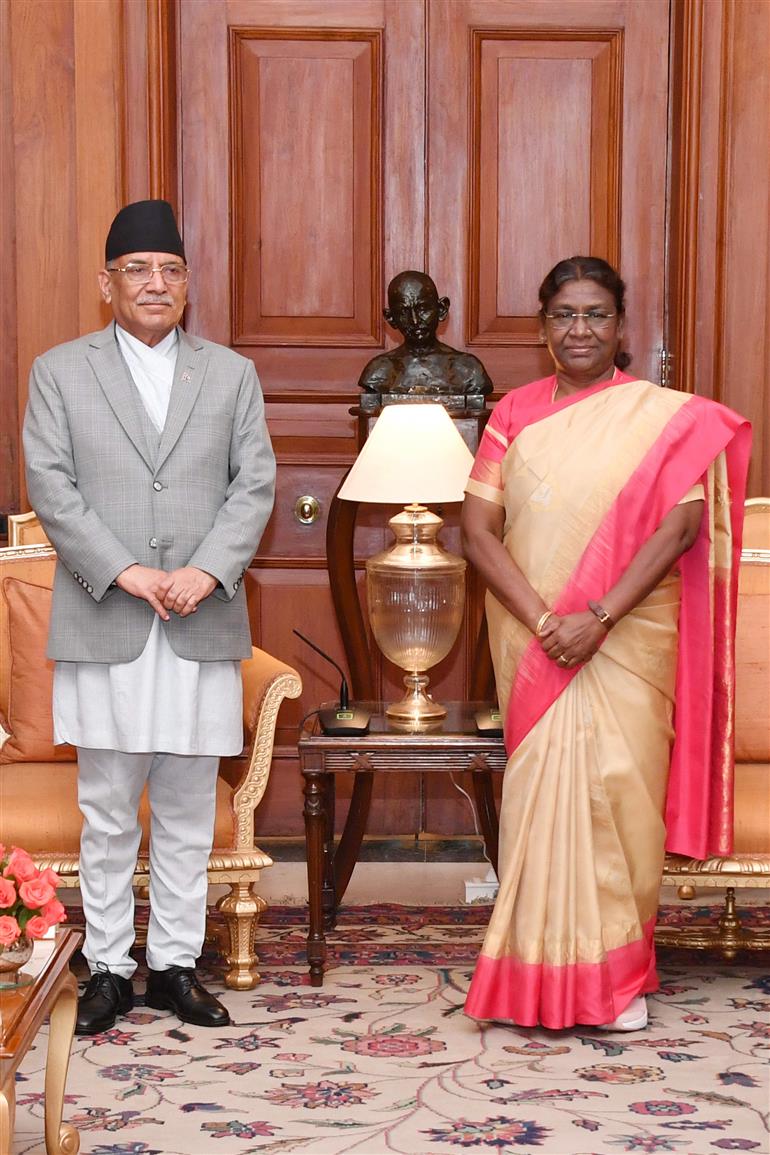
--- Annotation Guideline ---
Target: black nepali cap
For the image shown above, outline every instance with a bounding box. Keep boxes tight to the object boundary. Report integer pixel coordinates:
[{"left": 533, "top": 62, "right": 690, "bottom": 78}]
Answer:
[{"left": 105, "top": 199, "right": 185, "bottom": 263}]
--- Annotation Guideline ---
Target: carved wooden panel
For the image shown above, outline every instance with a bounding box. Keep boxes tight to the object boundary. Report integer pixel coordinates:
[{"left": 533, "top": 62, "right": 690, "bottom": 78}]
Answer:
[
  {"left": 230, "top": 29, "right": 382, "bottom": 347},
  {"left": 429, "top": 0, "right": 670, "bottom": 387},
  {"left": 180, "top": 0, "right": 425, "bottom": 391},
  {"left": 469, "top": 31, "right": 622, "bottom": 345},
  {"left": 3, "top": 0, "right": 124, "bottom": 511}
]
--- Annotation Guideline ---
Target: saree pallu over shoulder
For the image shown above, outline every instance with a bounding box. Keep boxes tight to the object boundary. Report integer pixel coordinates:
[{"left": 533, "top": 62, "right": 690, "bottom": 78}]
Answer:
[
  {"left": 464, "top": 377, "right": 750, "bottom": 1028},
  {"left": 469, "top": 377, "right": 751, "bottom": 859}
]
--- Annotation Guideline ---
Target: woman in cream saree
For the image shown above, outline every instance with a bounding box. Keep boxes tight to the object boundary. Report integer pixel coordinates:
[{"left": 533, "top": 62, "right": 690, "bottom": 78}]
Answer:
[{"left": 461, "top": 258, "right": 750, "bottom": 1030}]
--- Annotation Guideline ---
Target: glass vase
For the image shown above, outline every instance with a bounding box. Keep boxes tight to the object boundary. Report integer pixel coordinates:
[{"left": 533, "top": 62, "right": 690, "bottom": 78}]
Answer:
[{"left": 0, "top": 934, "right": 34, "bottom": 988}]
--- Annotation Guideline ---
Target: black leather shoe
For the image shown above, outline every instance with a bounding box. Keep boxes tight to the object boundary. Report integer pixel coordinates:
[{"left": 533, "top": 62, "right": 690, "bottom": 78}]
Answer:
[
  {"left": 145, "top": 966, "right": 230, "bottom": 1027},
  {"left": 75, "top": 969, "right": 134, "bottom": 1035}
]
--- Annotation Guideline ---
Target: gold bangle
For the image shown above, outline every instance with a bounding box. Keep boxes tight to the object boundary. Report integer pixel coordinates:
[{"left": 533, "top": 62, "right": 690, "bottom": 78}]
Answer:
[{"left": 535, "top": 610, "right": 553, "bottom": 636}]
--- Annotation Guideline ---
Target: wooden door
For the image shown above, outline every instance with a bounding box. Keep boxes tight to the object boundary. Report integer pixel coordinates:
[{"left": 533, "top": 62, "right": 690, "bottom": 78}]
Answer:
[
  {"left": 422, "top": 0, "right": 671, "bottom": 830},
  {"left": 178, "top": 0, "right": 671, "bottom": 837}
]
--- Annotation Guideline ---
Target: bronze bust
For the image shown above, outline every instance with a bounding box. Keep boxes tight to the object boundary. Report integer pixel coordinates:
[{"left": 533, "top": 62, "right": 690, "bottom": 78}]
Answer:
[{"left": 358, "top": 271, "right": 492, "bottom": 410}]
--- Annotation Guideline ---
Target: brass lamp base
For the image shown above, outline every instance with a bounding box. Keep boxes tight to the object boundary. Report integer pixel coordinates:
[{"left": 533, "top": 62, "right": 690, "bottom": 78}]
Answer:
[
  {"left": 366, "top": 503, "right": 467, "bottom": 726},
  {"left": 386, "top": 673, "right": 447, "bottom": 722}
]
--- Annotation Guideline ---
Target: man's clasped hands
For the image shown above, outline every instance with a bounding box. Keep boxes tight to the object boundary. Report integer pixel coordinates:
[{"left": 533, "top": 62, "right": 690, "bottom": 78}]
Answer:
[{"left": 115, "top": 564, "right": 217, "bottom": 620}]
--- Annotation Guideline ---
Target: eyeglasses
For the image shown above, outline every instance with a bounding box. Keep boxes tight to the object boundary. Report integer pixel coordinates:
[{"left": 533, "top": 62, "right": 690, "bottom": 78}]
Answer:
[
  {"left": 107, "top": 262, "right": 189, "bottom": 285},
  {"left": 544, "top": 310, "right": 617, "bottom": 330}
]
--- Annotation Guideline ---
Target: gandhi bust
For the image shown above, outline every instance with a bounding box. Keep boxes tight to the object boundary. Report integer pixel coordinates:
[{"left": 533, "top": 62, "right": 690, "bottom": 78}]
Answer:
[{"left": 358, "top": 271, "right": 492, "bottom": 403}]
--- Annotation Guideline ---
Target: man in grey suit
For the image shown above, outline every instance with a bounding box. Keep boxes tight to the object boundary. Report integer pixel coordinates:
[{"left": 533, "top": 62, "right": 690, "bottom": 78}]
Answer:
[{"left": 23, "top": 199, "right": 275, "bottom": 1034}]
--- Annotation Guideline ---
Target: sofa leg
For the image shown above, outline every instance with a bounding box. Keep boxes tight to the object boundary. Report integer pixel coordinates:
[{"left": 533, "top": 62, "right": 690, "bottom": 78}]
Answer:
[
  {"left": 215, "top": 883, "right": 267, "bottom": 990},
  {"left": 716, "top": 887, "right": 742, "bottom": 962}
]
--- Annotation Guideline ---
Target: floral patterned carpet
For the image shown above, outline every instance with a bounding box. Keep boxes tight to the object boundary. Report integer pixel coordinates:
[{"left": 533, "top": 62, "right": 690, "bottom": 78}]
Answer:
[{"left": 13, "top": 903, "right": 770, "bottom": 1155}]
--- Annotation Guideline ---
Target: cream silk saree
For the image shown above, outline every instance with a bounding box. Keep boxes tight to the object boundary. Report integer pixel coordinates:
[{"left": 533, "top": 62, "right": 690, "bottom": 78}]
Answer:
[{"left": 464, "top": 373, "right": 751, "bottom": 1028}]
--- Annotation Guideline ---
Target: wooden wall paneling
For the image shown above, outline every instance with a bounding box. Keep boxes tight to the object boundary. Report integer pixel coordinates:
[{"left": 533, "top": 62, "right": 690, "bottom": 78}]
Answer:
[
  {"left": 667, "top": 0, "right": 705, "bottom": 398},
  {"left": 616, "top": 0, "right": 669, "bottom": 385},
  {"left": 11, "top": 0, "right": 79, "bottom": 510},
  {"left": 5, "top": 0, "right": 125, "bottom": 512},
  {"left": 178, "top": 1, "right": 231, "bottom": 347},
  {"left": 231, "top": 29, "right": 381, "bottom": 347},
  {"left": 122, "top": 0, "right": 151, "bottom": 202},
  {"left": 718, "top": 0, "right": 769, "bottom": 495},
  {"left": 468, "top": 31, "right": 622, "bottom": 346},
  {"left": 73, "top": 0, "right": 125, "bottom": 333},
  {"left": 0, "top": 0, "right": 19, "bottom": 513},
  {"left": 180, "top": 0, "right": 425, "bottom": 393},
  {"left": 429, "top": 0, "right": 670, "bottom": 391},
  {"left": 146, "top": 0, "right": 179, "bottom": 207},
  {"left": 669, "top": 0, "right": 770, "bottom": 493},
  {"left": 260, "top": 457, "right": 389, "bottom": 565}
]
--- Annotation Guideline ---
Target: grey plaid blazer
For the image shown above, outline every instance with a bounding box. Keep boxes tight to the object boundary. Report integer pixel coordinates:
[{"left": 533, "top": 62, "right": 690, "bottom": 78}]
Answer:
[{"left": 23, "top": 323, "right": 275, "bottom": 662}]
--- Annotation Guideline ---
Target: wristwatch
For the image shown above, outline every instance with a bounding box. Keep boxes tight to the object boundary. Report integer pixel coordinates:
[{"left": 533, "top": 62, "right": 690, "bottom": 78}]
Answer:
[{"left": 587, "top": 599, "right": 615, "bottom": 630}]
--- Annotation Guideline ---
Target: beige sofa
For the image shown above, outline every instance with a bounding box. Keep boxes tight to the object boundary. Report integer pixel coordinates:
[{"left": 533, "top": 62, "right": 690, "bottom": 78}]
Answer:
[
  {"left": 0, "top": 516, "right": 301, "bottom": 989},
  {"left": 658, "top": 498, "right": 770, "bottom": 957}
]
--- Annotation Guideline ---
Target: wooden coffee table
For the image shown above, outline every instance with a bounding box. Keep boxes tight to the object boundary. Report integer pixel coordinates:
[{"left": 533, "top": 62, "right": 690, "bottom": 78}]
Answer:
[{"left": 0, "top": 926, "right": 82, "bottom": 1154}]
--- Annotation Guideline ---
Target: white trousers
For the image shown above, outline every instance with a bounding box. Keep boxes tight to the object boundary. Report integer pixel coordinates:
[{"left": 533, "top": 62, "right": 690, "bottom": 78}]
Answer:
[{"left": 76, "top": 747, "right": 219, "bottom": 978}]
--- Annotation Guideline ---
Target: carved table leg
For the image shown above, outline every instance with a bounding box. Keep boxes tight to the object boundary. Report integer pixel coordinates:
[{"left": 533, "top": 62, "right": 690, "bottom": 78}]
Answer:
[
  {"left": 322, "top": 774, "right": 337, "bottom": 930},
  {"left": 45, "top": 970, "right": 80, "bottom": 1154},
  {"left": 303, "top": 769, "right": 328, "bottom": 986},
  {"left": 0, "top": 1073, "right": 15, "bottom": 1155}
]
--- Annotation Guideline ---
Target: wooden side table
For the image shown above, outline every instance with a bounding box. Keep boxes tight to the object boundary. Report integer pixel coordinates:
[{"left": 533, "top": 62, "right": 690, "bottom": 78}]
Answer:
[
  {"left": 0, "top": 927, "right": 82, "bottom": 1155},
  {"left": 298, "top": 703, "right": 507, "bottom": 985}
]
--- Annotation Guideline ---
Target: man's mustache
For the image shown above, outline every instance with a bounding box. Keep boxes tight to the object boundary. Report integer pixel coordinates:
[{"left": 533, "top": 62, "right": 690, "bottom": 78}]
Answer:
[{"left": 137, "top": 295, "right": 174, "bottom": 306}]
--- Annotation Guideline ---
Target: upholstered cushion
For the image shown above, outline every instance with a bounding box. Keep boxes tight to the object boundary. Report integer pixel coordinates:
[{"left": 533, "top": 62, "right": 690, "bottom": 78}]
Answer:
[
  {"left": 0, "top": 578, "right": 76, "bottom": 763},
  {"left": 734, "top": 561, "right": 770, "bottom": 763},
  {"left": 0, "top": 761, "right": 235, "bottom": 853},
  {"left": 734, "top": 763, "right": 770, "bottom": 854}
]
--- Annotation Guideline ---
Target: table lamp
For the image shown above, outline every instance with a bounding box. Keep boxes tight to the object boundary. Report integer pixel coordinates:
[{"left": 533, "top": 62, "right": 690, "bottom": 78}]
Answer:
[{"left": 337, "top": 402, "right": 474, "bottom": 722}]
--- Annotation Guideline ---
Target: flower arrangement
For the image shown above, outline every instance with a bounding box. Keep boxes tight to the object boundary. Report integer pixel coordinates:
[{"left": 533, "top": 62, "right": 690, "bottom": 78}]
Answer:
[{"left": 0, "top": 844, "right": 67, "bottom": 948}]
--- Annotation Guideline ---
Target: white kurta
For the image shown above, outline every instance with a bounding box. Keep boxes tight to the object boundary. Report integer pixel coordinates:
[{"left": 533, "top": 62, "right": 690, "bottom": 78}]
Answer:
[{"left": 53, "top": 325, "right": 243, "bottom": 756}]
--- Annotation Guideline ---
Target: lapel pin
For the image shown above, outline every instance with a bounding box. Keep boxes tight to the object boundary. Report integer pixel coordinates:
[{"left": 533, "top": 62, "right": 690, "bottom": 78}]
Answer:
[{"left": 181, "top": 370, "right": 192, "bottom": 383}]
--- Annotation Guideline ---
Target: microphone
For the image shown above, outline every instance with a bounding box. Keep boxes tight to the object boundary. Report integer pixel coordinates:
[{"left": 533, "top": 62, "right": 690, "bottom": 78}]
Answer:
[{"left": 293, "top": 630, "right": 370, "bottom": 735}]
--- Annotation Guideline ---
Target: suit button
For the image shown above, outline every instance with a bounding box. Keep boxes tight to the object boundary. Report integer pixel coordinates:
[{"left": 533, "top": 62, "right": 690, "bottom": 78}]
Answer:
[
  {"left": 149, "top": 537, "right": 158, "bottom": 548},
  {"left": 87, "top": 585, "right": 93, "bottom": 593},
  {"left": 73, "top": 571, "right": 79, "bottom": 579},
  {"left": 153, "top": 481, "right": 163, "bottom": 491}
]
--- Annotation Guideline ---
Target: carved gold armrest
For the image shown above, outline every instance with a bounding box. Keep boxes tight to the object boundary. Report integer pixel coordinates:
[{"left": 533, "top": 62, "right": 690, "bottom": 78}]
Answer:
[{"left": 226, "top": 647, "right": 302, "bottom": 851}]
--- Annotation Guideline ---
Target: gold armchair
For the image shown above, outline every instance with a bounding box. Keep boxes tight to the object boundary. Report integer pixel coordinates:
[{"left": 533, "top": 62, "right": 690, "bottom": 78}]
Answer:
[
  {"left": 0, "top": 516, "right": 301, "bottom": 989},
  {"left": 658, "top": 498, "right": 770, "bottom": 957}
]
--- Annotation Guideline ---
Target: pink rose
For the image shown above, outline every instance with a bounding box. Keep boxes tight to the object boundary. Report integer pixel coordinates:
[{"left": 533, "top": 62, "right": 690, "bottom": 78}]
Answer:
[
  {"left": 0, "top": 915, "right": 21, "bottom": 945},
  {"left": 0, "top": 877, "right": 17, "bottom": 908},
  {"left": 24, "top": 915, "right": 49, "bottom": 939},
  {"left": 41, "top": 897, "right": 66, "bottom": 926},
  {"left": 19, "top": 878, "right": 55, "bottom": 909},
  {"left": 39, "top": 867, "right": 62, "bottom": 889},
  {"left": 4, "top": 848, "right": 37, "bottom": 882}
]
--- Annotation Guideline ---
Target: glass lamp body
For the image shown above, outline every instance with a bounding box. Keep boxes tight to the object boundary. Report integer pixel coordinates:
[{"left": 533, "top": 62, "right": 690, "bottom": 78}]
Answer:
[{"left": 365, "top": 505, "right": 466, "bottom": 721}]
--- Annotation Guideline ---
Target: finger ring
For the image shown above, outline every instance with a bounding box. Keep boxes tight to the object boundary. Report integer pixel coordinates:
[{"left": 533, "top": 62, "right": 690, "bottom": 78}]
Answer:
[{"left": 557, "top": 655, "right": 569, "bottom": 666}]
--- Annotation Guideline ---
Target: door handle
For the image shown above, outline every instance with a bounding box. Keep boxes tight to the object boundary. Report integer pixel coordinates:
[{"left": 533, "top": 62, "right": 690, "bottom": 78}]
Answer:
[{"left": 294, "top": 495, "right": 321, "bottom": 525}]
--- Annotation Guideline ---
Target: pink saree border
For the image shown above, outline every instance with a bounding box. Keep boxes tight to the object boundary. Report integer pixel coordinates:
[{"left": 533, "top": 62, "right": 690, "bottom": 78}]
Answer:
[
  {"left": 465, "top": 916, "right": 659, "bottom": 1029},
  {"left": 504, "top": 391, "right": 751, "bottom": 859}
]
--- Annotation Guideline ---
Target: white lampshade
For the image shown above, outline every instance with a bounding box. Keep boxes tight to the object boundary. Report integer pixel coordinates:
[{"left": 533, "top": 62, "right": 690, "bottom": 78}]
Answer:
[{"left": 337, "top": 402, "right": 474, "bottom": 505}]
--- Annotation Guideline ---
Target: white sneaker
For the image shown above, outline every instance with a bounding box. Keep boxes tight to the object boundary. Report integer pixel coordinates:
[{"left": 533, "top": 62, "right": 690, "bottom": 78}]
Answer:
[{"left": 598, "top": 995, "right": 648, "bottom": 1032}]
